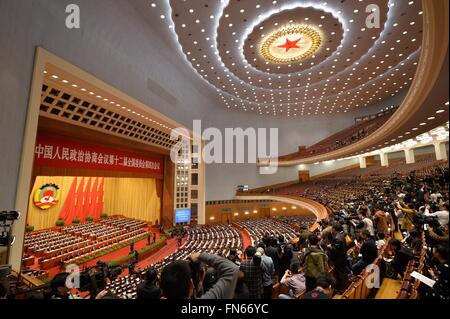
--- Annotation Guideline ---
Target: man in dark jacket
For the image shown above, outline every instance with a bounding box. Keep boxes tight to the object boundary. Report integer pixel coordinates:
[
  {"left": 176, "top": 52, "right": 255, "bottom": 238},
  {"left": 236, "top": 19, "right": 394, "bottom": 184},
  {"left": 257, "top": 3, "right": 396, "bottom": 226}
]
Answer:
[
  {"left": 352, "top": 230, "right": 378, "bottom": 275},
  {"left": 328, "top": 222, "right": 350, "bottom": 293},
  {"left": 388, "top": 239, "right": 414, "bottom": 278},
  {"left": 137, "top": 269, "right": 161, "bottom": 299},
  {"left": 160, "top": 252, "right": 239, "bottom": 299},
  {"left": 265, "top": 238, "right": 280, "bottom": 278}
]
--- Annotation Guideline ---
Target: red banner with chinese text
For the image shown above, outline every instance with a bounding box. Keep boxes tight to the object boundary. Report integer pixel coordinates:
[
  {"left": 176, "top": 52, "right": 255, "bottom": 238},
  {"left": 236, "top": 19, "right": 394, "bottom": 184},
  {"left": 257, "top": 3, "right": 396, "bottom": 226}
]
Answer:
[{"left": 34, "top": 135, "right": 164, "bottom": 175}]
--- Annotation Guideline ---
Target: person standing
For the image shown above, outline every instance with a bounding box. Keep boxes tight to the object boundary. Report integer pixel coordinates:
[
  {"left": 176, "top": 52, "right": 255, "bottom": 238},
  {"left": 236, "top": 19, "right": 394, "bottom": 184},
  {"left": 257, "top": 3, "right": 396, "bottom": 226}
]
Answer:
[
  {"left": 328, "top": 223, "right": 350, "bottom": 294},
  {"left": 239, "top": 246, "right": 265, "bottom": 299},
  {"left": 256, "top": 247, "right": 275, "bottom": 299},
  {"left": 351, "top": 230, "right": 378, "bottom": 275},
  {"left": 299, "top": 234, "right": 328, "bottom": 292}
]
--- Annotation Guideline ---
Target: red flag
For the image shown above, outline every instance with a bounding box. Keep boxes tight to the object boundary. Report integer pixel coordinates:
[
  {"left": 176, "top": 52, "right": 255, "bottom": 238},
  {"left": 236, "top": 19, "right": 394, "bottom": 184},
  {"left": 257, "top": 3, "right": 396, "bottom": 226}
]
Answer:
[
  {"left": 82, "top": 177, "right": 92, "bottom": 220},
  {"left": 87, "top": 177, "right": 98, "bottom": 218},
  {"left": 58, "top": 177, "right": 77, "bottom": 222},
  {"left": 95, "top": 178, "right": 105, "bottom": 219},
  {"left": 73, "top": 177, "right": 85, "bottom": 222}
]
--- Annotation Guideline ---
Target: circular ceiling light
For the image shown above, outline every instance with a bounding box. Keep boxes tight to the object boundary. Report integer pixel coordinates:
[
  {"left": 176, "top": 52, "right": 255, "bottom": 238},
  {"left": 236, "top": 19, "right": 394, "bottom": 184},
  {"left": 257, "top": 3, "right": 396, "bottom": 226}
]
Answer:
[{"left": 260, "top": 26, "right": 322, "bottom": 63}]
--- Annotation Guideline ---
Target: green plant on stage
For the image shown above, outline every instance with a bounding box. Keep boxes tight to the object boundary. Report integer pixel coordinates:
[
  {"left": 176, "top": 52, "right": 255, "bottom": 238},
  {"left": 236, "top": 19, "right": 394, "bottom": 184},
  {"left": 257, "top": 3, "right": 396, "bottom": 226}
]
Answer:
[
  {"left": 85, "top": 216, "right": 94, "bottom": 222},
  {"left": 74, "top": 234, "right": 148, "bottom": 266},
  {"left": 108, "top": 237, "right": 166, "bottom": 267},
  {"left": 55, "top": 220, "right": 65, "bottom": 227},
  {"left": 25, "top": 225, "right": 35, "bottom": 232},
  {"left": 72, "top": 217, "right": 81, "bottom": 224}
]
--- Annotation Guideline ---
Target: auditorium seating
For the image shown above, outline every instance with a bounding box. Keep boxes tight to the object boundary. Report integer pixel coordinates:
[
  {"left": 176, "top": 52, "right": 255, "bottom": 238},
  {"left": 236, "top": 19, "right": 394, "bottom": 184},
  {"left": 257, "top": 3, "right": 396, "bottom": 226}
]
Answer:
[
  {"left": 396, "top": 232, "right": 428, "bottom": 299},
  {"left": 235, "top": 218, "right": 298, "bottom": 246},
  {"left": 105, "top": 224, "right": 242, "bottom": 299},
  {"left": 276, "top": 215, "right": 317, "bottom": 231},
  {"left": 22, "top": 216, "right": 149, "bottom": 270},
  {"left": 276, "top": 110, "right": 395, "bottom": 162}
]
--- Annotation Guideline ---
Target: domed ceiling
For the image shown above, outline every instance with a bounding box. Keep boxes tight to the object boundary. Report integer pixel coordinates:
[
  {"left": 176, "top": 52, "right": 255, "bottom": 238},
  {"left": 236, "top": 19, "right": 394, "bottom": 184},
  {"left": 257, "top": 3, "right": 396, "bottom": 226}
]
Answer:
[{"left": 152, "top": 0, "right": 423, "bottom": 117}]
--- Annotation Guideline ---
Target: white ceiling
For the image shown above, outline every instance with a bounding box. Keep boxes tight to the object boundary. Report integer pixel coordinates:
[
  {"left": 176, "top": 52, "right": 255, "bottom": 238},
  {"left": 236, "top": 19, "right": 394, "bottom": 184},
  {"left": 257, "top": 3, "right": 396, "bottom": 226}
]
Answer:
[{"left": 145, "top": 0, "right": 424, "bottom": 117}]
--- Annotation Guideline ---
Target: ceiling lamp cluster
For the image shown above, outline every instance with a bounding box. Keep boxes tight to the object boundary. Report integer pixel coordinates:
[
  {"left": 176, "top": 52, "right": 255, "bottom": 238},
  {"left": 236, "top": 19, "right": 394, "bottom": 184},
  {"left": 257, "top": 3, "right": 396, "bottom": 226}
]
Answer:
[
  {"left": 160, "top": 0, "right": 423, "bottom": 117},
  {"left": 260, "top": 26, "right": 322, "bottom": 64}
]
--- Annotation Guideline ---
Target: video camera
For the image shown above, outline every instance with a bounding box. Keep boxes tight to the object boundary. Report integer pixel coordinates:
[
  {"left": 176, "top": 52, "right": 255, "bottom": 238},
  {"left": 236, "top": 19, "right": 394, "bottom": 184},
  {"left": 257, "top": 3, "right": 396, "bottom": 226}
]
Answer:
[
  {"left": 78, "top": 261, "right": 123, "bottom": 294},
  {"left": 413, "top": 214, "right": 440, "bottom": 229}
]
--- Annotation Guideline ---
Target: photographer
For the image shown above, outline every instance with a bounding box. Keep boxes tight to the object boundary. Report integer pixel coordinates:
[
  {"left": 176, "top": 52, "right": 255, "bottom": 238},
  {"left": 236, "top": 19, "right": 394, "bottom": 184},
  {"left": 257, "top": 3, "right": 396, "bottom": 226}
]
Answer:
[
  {"left": 47, "top": 273, "right": 71, "bottom": 299},
  {"left": 240, "top": 246, "right": 266, "bottom": 299},
  {"left": 160, "top": 252, "right": 239, "bottom": 299},
  {"left": 396, "top": 201, "right": 417, "bottom": 232},
  {"left": 420, "top": 245, "right": 449, "bottom": 300},
  {"left": 278, "top": 262, "right": 306, "bottom": 299},
  {"left": 327, "top": 222, "right": 351, "bottom": 293},
  {"left": 137, "top": 269, "right": 161, "bottom": 300},
  {"left": 386, "top": 239, "right": 414, "bottom": 278},
  {"left": 351, "top": 230, "right": 377, "bottom": 276},
  {"left": 424, "top": 203, "right": 449, "bottom": 227}
]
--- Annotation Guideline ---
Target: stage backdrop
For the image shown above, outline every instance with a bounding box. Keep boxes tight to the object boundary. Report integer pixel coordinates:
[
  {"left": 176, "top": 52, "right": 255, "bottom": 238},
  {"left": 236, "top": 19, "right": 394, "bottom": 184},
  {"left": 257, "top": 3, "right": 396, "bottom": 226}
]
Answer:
[{"left": 28, "top": 176, "right": 161, "bottom": 230}]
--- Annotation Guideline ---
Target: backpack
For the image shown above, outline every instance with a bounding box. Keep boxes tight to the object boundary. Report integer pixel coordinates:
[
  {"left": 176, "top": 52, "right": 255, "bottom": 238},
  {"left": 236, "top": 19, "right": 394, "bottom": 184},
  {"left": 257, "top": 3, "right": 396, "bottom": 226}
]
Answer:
[{"left": 304, "top": 251, "right": 328, "bottom": 278}]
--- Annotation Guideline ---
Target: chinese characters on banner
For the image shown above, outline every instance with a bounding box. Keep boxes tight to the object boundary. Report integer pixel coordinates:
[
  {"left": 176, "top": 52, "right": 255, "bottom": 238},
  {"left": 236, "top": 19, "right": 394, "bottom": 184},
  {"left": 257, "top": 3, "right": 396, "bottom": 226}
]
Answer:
[{"left": 34, "top": 135, "right": 164, "bottom": 175}]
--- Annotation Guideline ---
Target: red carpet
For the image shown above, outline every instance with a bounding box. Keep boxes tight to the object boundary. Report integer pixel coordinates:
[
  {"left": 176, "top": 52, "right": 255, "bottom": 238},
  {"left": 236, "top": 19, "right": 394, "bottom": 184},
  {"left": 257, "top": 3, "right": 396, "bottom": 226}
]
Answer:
[
  {"left": 239, "top": 227, "right": 252, "bottom": 250},
  {"left": 137, "top": 236, "right": 187, "bottom": 269}
]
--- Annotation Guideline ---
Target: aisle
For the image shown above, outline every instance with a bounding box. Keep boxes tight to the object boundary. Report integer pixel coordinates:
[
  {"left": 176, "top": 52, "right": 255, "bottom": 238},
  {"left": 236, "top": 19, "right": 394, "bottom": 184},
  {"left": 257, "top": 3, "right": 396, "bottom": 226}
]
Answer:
[
  {"left": 239, "top": 227, "right": 252, "bottom": 250},
  {"left": 137, "top": 236, "right": 187, "bottom": 269}
]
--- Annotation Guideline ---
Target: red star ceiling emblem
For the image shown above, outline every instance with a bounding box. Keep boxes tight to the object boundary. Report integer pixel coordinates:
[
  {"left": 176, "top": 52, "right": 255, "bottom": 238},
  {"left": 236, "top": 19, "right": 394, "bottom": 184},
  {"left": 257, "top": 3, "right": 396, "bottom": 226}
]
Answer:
[{"left": 277, "top": 37, "right": 302, "bottom": 52}]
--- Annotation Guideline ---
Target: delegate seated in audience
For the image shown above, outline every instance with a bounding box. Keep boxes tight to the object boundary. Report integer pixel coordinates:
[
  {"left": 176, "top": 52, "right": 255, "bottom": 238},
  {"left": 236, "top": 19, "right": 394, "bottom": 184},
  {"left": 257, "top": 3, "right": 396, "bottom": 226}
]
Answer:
[
  {"left": 299, "top": 234, "right": 329, "bottom": 292},
  {"left": 256, "top": 246, "right": 275, "bottom": 299},
  {"left": 387, "top": 239, "right": 414, "bottom": 278},
  {"left": 160, "top": 252, "right": 239, "bottom": 299},
  {"left": 137, "top": 269, "right": 161, "bottom": 300},
  {"left": 239, "top": 246, "right": 265, "bottom": 299},
  {"left": 300, "top": 272, "right": 336, "bottom": 300},
  {"left": 420, "top": 245, "right": 449, "bottom": 300},
  {"left": 351, "top": 230, "right": 378, "bottom": 276},
  {"left": 278, "top": 262, "right": 306, "bottom": 299}
]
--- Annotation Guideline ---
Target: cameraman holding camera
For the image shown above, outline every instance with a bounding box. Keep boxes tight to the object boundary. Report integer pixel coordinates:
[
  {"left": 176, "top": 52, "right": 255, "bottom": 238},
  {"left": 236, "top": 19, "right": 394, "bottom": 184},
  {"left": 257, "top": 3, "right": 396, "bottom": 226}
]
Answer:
[{"left": 160, "top": 252, "right": 239, "bottom": 299}]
